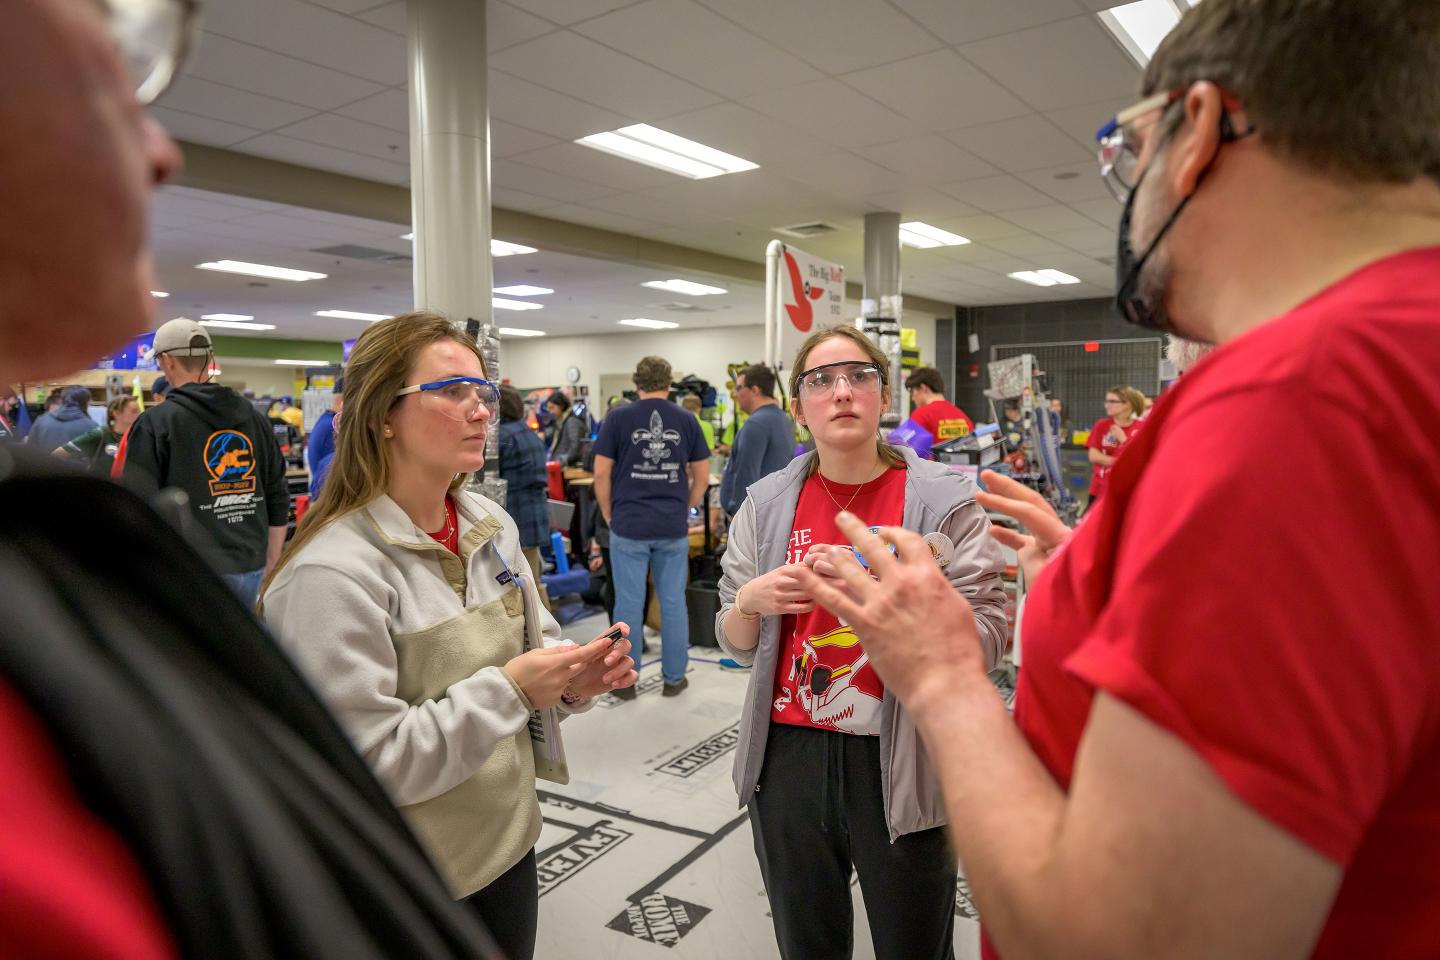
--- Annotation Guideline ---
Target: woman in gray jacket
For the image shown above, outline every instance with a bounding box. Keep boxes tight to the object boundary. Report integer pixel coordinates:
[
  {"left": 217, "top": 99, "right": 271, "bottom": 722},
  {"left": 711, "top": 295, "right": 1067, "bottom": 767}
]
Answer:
[{"left": 716, "top": 325, "right": 1009, "bottom": 960}]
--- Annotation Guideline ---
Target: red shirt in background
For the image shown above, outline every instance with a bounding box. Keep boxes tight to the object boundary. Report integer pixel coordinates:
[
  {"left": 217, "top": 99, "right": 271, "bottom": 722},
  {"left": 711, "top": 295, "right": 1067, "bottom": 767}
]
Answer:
[
  {"left": 911, "top": 399, "right": 974, "bottom": 444},
  {"left": 771, "top": 467, "right": 905, "bottom": 736},
  {"left": 991, "top": 247, "right": 1440, "bottom": 959},
  {"left": 1084, "top": 416, "right": 1141, "bottom": 497},
  {"left": 0, "top": 678, "right": 176, "bottom": 960}
]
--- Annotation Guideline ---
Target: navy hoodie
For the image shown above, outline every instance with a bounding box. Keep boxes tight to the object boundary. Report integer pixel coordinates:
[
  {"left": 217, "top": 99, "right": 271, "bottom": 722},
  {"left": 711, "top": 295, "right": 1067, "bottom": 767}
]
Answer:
[
  {"left": 124, "top": 382, "right": 289, "bottom": 574},
  {"left": 26, "top": 403, "right": 95, "bottom": 454}
]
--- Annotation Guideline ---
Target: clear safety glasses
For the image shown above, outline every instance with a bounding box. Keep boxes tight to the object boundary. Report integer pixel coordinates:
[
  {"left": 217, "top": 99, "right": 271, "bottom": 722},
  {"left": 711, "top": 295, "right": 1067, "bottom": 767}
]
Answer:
[
  {"left": 396, "top": 377, "right": 499, "bottom": 422},
  {"left": 1095, "top": 90, "right": 1181, "bottom": 203},
  {"left": 108, "top": 0, "right": 202, "bottom": 105},
  {"left": 796, "top": 361, "right": 885, "bottom": 400}
]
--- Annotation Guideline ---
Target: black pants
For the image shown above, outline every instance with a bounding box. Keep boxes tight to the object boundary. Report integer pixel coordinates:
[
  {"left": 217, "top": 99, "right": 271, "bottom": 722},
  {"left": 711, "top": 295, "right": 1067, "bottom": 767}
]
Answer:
[
  {"left": 749, "top": 725, "right": 957, "bottom": 960},
  {"left": 462, "top": 848, "right": 538, "bottom": 960}
]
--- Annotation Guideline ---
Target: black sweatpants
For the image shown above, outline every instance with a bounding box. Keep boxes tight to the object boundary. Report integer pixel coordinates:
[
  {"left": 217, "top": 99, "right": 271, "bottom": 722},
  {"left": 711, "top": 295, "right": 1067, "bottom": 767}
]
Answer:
[
  {"left": 749, "top": 724, "right": 957, "bottom": 960},
  {"left": 462, "top": 848, "right": 538, "bottom": 960}
]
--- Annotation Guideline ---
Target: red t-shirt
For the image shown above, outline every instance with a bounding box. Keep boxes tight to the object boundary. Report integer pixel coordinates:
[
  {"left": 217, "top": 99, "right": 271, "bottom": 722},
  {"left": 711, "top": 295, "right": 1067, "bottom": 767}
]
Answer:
[
  {"left": 425, "top": 497, "right": 460, "bottom": 555},
  {"left": 110, "top": 429, "right": 130, "bottom": 479},
  {"left": 770, "top": 467, "right": 905, "bottom": 735},
  {"left": 993, "top": 247, "right": 1440, "bottom": 958},
  {"left": 911, "top": 399, "right": 974, "bottom": 444},
  {"left": 1084, "top": 416, "right": 1141, "bottom": 497},
  {"left": 0, "top": 678, "right": 176, "bottom": 959}
]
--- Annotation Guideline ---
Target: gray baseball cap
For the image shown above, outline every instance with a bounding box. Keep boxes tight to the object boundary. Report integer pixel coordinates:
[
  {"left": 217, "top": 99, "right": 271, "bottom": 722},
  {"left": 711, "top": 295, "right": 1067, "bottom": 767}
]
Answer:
[{"left": 152, "top": 317, "right": 212, "bottom": 357}]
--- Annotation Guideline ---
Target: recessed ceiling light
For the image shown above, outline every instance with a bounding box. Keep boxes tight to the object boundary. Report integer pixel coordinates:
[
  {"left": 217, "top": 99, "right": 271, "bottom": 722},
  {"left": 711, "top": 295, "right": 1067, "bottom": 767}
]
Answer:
[
  {"left": 619, "top": 318, "right": 679, "bottom": 330},
  {"left": 200, "top": 318, "right": 277, "bottom": 331},
  {"left": 316, "top": 309, "right": 389, "bottom": 322},
  {"left": 493, "top": 285, "right": 553, "bottom": 297},
  {"left": 498, "top": 327, "right": 547, "bottom": 337},
  {"left": 196, "top": 260, "right": 327, "bottom": 282},
  {"left": 273, "top": 359, "right": 330, "bottom": 367},
  {"left": 577, "top": 124, "right": 758, "bottom": 180},
  {"left": 1008, "top": 269, "right": 1082, "bottom": 287},
  {"left": 1098, "top": 0, "right": 1190, "bottom": 66},
  {"left": 641, "top": 278, "right": 728, "bottom": 296},
  {"left": 493, "top": 297, "right": 544, "bottom": 312},
  {"left": 401, "top": 235, "right": 538, "bottom": 257},
  {"left": 150, "top": 290, "right": 169, "bottom": 298},
  {"left": 898, "top": 221, "right": 971, "bottom": 249}
]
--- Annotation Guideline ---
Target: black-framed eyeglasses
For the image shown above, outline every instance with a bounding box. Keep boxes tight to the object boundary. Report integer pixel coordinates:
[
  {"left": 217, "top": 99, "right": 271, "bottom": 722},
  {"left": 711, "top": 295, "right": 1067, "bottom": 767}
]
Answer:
[
  {"left": 396, "top": 377, "right": 499, "bottom": 422},
  {"left": 108, "top": 0, "right": 203, "bottom": 106},
  {"left": 795, "top": 361, "right": 885, "bottom": 400}
]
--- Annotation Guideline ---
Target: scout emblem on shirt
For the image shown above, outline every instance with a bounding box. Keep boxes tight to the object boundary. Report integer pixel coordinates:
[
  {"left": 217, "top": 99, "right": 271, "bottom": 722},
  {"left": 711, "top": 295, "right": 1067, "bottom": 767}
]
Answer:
[{"left": 631, "top": 410, "right": 680, "bottom": 466}]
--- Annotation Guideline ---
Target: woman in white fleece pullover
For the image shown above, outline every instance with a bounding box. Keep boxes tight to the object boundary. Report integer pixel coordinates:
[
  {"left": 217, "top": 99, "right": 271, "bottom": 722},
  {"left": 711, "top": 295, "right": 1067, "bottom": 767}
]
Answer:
[{"left": 261, "top": 312, "right": 637, "bottom": 960}]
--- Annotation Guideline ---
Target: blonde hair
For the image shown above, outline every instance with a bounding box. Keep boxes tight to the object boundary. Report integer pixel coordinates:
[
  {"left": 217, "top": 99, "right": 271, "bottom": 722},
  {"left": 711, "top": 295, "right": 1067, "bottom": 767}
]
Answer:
[
  {"left": 1107, "top": 384, "right": 1147, "bottom": 419},
  {"left": 680, "top": 394, "right": 702, "bottom": 413},
  {"left": 260, "top": 311, "right": 485, "bottom": 598},
  {"left": 787, "top": 325, "right": 904, "bottom": 473}
]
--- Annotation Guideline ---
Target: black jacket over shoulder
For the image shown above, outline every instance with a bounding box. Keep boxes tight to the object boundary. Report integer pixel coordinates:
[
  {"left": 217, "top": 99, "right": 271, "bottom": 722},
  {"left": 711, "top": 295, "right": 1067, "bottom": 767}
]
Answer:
[
  {"left": 123, "top": 382, "right": 290, "bottom": 574},
  {"left": 0, "top": 444, "right": 499, "bottom": 959}
]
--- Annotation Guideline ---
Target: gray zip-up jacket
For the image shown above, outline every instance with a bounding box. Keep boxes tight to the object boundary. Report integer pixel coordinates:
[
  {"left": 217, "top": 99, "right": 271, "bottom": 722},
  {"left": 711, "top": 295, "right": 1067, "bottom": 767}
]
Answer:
[{"left": 715, "top": 446, "right": 1009, "bottom": 840}]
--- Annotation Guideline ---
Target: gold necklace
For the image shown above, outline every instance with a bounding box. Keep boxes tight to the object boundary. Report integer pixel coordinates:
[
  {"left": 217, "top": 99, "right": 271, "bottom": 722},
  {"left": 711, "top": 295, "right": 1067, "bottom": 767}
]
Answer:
[
  {"left": 817, "top": 473, "right": 864, "bottom": 515},
  {"left": 432, "top": 501, "right": 455, "bottom": 545}
]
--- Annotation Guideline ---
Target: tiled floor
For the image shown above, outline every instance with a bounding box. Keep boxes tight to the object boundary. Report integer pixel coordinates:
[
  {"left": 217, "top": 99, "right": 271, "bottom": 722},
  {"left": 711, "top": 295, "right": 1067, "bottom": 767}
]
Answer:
[{"left": 533, "top": 612, "right": 984, "bottom": 960}]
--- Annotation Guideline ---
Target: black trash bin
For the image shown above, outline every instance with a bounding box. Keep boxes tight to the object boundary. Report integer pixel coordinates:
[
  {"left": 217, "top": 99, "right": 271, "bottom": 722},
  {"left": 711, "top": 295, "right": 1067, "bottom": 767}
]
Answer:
[{"left": 687, "top": 580, "right": 721, "bottom": 647}]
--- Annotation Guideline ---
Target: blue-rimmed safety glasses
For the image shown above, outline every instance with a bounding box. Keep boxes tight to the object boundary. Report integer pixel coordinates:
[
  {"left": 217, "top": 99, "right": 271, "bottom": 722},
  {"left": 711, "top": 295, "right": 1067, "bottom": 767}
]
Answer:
[
  {"left": 1095, "top": 90, "right": 1183, "bottom": 203},
  {"left": 108, "top": 0, "right": 203, "bottom": 105},
  {"left": 795, "top": 361, "right": 885, "bottom": 400},
  {"left": 395, "top": 377, "right": 499, "bottom": 422}
]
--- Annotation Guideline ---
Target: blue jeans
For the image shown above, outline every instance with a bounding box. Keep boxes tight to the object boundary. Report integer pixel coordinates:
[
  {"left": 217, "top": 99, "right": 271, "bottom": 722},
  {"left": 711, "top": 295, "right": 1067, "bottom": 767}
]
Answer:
[
  {"left": 223, "top": 568, "right": 265, "bottom": 610},
  {"left": 610, "top": 532, "right": 690, "bottom": 684}
]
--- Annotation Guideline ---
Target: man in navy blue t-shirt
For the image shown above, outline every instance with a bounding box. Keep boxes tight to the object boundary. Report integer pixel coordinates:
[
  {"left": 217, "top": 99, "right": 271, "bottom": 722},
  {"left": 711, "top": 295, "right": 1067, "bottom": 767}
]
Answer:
[{"left": 594, "top": 356, "right": 710, "bottom": 697}]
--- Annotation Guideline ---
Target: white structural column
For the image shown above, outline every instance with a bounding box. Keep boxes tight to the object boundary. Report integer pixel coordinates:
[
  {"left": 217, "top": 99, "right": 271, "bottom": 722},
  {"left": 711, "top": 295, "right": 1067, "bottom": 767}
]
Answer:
[
  {"left": 862, "top": 211, "right": 903, "bottom": 424},
  {"left": 408, "top": 0, "right": 492, "bottom": 324}
]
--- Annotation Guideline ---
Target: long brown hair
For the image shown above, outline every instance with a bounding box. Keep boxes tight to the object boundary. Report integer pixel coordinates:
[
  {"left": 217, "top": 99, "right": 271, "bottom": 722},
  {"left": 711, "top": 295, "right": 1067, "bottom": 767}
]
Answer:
[
  {"left": 787, "top": 324, "right": 905, "bottom": 473},
  {"left": 260, "top": 311, "right": 485, "bottom": 598}
]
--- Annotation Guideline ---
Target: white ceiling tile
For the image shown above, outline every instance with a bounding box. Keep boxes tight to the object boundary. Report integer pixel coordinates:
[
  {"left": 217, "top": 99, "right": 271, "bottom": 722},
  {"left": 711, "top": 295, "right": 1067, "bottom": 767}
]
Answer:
[
  {"left": 148, "top": 106, "right": 263, "bottom": 148},
  {"left": 891, "top": 0, "right": 1087, "bottom": 44},
  {"left": 985, "top": 233, "right": 1070, "bottom": 257},
  {"left": 1045, "top": 97, "right": 1134, "bottom": 149},
  {"left": 203, "top": 0, "right": 407, "bottom": 85},
  {"left": 490, "top": 32, "right": 721, "bottom": 120},
  {"left": 488, "top": 1, "right": 558, "bottom": 50},
  {"left": 543, "top": 203, "right": 672, "bottom": 235},
  {"left": 488, "top": 72, "right": 631, "bottom": 139},
  {"left": 696, "top": 0, "right": 942, "bottom": 72},
  {"left": 945, "top": 114, "right": 1091, "bottom": 173},
  {"left": 1070, "top": 197, "right": 1124, "bottom": 227},
  {"left": 656, "top": 103, "right": 832, "bottom": 167},
  {"left": 1015, "top": 163, "right": 1112, "bottom": 204},
  {"left": 234, "top": 133, "right": 412, "bottom": 184},
  {"left": 491, "top": 120, "right": 561, "bottom": 158},
  {"left": 641, "top": 170, "right": 836, "bottom": 223},
  {"left": 581, "top": 191, "right": 715, "bottom": 227},
  {"left": 769, "top": 152, "right": 908, "bottom": 199},
  {"left": 862, "top": 189, "right": 981, "bottom": 221},
  {"left": 856, "top": 136, "right": 998, "bottom": 185},
  {"left": 230, "top": 210, "right": 390, "bottom": 246},
  {"left": 302, "top": 0, "right": 383, "bottom": 12},
  {"left": 355, "top": 1, "right": 407, "bottom": 36},
  {"left": 509, "top": 141, "right": 684, "bottom": 192},
  {"left": 998, "top": 203, "right": 1098, "bottom": 233},
  {"left": 843, "top": 51, "right": 1032, "bottom": 131},
  {"left": 492, "top": 157, "right": 619, "bottom": 203},
  {"left": 742, "top": 79, "right": 923, "bottom": 148},
  {"left": 940, "top": 174, "right": 1055, "bottom": 213},
  {"left": 333, "top": 88, "right": 410, "bottom": 133},
  {"left": 575, "top": 0, "right": 821, "bottom": 99},
  {"left": 162, "top": 186, "right": 288, "bottom": 213},
  {"left": 958, "top": 16, "right": 1141, "bottom": 112},
  {"left": 923, "top": 213, "right": 1031, "bottom": 242},
  {"left": 155, "top": 76, "right": 318, "bottom": 131},
  {"left": 1049, "top": 225, "right": 1117, "bottom": 257},
  {"left": 182, "top": 34, "right": 387, "bottom": 110},
  {"left": 492, "top": 187, "right": 566, "bottom": 212},
  {"left": 274, "top": 113, "right": 409, "bottom": 163},
  {"left": 152, "top": 189, "right": 273, "bottom": 223},
  {"left": 512, "top": 0, "right": 635, "bottom": 24}
]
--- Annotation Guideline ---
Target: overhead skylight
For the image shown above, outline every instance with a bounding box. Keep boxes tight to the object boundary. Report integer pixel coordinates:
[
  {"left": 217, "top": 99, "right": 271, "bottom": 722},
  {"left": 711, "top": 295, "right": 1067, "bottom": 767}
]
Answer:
[
  {"left": 577, "top": 124, "right": 758, "bottom": 180},
  {"left": 618, "top": 318, "right": 678, "bottom": 330},
  {"left": 1008, "top": 269, "right": 1082, "bottom": 287},
  {"left": 1099, "top": 0, "right": 1194, "bottom": 66},
  {"left": 898, "top": 221, "right": 972, "bottom": 249},
  {"left": 641, "top": 279, "right": 727, "bottom": 296}
]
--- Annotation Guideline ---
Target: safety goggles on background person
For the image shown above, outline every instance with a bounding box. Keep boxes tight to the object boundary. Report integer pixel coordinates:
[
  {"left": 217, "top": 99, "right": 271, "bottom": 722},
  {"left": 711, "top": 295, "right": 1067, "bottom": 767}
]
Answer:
[
  {"left": 109, "top": 0, "right": 203, "bottom": 105},
  {"left": 1096, "top": 87, "right": 1250, "bottom": 202},
  {"left": 795, "top": 361, "right": 885, "bottom": 400},
  {"left": 396, "top": 377, "right": 499, "bottom": 422}
]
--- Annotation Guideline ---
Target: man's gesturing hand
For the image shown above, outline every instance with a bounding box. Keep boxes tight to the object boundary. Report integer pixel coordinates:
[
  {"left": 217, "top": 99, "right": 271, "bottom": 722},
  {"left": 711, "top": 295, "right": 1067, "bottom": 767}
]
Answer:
[
  {"left": 975, "top": 470, "right": 1072, "bottom": 585},
  {"left": 791, "top": 512, "right": 984, "bottom": 707}
]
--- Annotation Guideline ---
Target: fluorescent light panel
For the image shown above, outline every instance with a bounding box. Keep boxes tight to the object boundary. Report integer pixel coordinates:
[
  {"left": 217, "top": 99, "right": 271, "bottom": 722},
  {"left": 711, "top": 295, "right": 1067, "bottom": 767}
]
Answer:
[
  {"left": 316, "top": 309, "right": 389, "bottom": 322},
  {"left": 403, "top": 233, "right": 539, "bottom": 258},
  {"left": 196, "top": 260, "right": 327, "bottom": 282},
  {"left": 618, "top": 318, "right": 678, "bottom": 330},
  {"left": 274, "top": 359, "right": 329, "bottom": 367},
  {"left": 1008, "top": 269, "right": 1082, "bottom": 287},
  {"left": 898, "top": 221, "right": 972, "bottom": 248},
  {"left": 498, "top": 327, "right": 546, "bottom": 337},
  {"left": 201, "top": 313, "right": 275, "bottom": 331},
  {"left": 150, "top": 290, "right": 169, "bottom": 298},
  {"left": 492, "top": 297, "right": 544, "bottom": 312},
  {"left": 493, "top": 285, "right": 553, "bottom": 297},
  {"left": 641, "top": 278, "right": 728, "bottom": 296},
  {"left": 576, "top": 124, "right": 757, "bottom": 180},
  {"left": 1099, "top": 0, "right": 1185, "bottom": 66}
]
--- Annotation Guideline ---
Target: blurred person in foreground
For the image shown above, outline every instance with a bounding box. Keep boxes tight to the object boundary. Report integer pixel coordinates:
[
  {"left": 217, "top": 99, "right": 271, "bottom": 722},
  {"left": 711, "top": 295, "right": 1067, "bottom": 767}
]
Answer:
[
  {"left": 0, "top": 1, "right": 514, "bottom": 956},
  {"left": 795, "top": 2, "right": 1440, "bottom": 958}
]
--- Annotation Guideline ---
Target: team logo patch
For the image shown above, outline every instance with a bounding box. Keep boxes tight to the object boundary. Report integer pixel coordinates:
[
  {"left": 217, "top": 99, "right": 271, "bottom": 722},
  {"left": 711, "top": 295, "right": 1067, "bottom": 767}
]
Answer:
[
  {"left": 204, "top": 429, "right": 257, "bottom": 496},
  {"left": 922, "top": 532, "right": 954, "bottom": 568}
]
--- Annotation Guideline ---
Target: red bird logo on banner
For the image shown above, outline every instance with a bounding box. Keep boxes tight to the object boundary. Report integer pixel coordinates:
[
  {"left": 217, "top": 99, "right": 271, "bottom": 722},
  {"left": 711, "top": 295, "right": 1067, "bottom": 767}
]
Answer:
[{"left": 783, "top": 249, "right": 826, "bottom": 333}]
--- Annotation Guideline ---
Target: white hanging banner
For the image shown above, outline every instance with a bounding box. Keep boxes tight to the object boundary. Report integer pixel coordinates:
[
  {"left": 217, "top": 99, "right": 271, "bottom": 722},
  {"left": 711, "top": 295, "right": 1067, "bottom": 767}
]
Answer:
[{"left": 766, "top": 241, "right": 846, "bottom": 372}]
